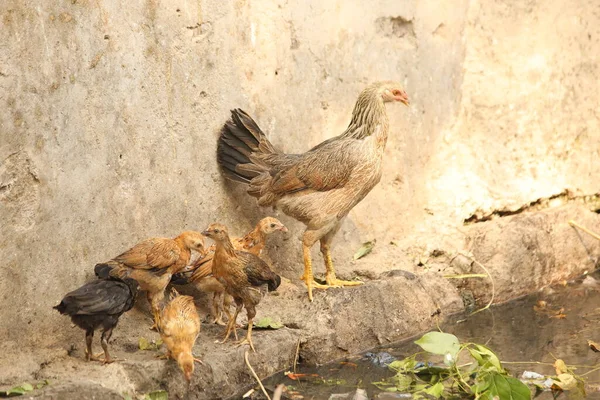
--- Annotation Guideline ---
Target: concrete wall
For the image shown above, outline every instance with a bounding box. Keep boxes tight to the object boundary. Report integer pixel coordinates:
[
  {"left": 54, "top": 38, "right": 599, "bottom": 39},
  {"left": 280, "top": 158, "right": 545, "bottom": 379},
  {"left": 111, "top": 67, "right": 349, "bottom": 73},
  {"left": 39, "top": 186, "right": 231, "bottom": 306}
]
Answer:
[{"left": 1, "top": 0, "right": 598, "bottom": 357}]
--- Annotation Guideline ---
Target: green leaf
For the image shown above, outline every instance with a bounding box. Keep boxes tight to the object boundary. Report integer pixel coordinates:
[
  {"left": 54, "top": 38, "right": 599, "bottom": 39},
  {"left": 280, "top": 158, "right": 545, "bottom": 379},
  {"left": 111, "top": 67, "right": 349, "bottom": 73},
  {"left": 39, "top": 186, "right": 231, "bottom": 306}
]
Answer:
[
  {"left": 422, "top": 382, "right": 444, "bottom": 398},
  {"left": 483, "top": 372, "right": 531, "bottom": 400},
  {"left": 414, "top": 332, "right": 460, "bottom": 359},
  {"left": 139, "top": 337, "right": 162, "bottom": 351},
  {"left": 468, "top": 344, "right": 504, "bottom": 372},
  {"left": 388, "top": 355, "right": 417, "bottom": 373},
  {"left": 253, "top": 317, "right": 283, "bottom": 330},
  {"left": 146, "top": 390, "right": 168, "bottom": 400},
  {"left": 391, "top": 374, "right": 414, "bottom": 391},
  {"left": 353, "top": 240, "right": 376, "bottom": 260},
  {"left": 5, "top": 382, "right": 35, "bottom": 395},
  {"left": 139, "top": 337, "right": 150, "bottom": 350}
]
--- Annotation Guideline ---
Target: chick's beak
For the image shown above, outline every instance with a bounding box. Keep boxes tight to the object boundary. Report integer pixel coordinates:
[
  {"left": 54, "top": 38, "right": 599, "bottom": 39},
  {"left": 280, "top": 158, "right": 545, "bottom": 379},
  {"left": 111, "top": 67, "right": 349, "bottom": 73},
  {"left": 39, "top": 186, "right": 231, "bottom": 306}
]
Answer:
[
  {"left": 201, "top": 230, "right": 210, "bottom": 237},
  {"left": 280, "top": 226, "right": 289, "bottom": 233}
]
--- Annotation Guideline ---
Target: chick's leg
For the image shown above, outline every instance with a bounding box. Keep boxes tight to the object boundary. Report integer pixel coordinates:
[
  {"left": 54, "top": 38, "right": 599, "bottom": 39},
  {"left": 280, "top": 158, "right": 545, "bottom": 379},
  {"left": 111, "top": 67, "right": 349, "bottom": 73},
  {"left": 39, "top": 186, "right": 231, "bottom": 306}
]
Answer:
[
  {"left": 84, "top": 329, "right": 95, "bottom": 361},
  {"left": 235, "top": 307, "right": 256, "bottom": 352},
  {"left": 300, "top": 231, "right": 328, "bottom": 302},
  {"left": 212, "top": 292, "right": 225, "bottom": 325},
  {"left": 100, "top": 327, "right": 116, "bottom": 364},
  {"left": 148, "top": 291, "right": 163, "bottom": 330},
  {"left": 222, "top": 302, "right": 242, "bottom": 343}
]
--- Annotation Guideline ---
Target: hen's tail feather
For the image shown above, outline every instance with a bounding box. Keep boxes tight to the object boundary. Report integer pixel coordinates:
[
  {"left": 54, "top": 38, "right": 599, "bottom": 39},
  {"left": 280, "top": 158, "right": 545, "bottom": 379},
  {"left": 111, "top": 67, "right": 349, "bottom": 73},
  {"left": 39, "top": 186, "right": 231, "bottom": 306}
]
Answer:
[{"left": 217, "top": 108, "right": 277, "bottom": 183}]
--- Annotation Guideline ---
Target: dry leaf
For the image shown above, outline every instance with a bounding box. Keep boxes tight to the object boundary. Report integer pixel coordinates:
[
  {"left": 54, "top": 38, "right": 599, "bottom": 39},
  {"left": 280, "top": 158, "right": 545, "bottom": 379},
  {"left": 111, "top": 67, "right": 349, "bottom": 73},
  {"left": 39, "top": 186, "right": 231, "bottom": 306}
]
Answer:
[
  {"left": 588, "top": 340, "right": 600, "bottom": 352},
  {"left": 554, "top": 373, "right": 578, "bottom": 390},
  {"left": 353, "top": 240, "right": 376, "bottom": 260},
  {"left": 554, "top": 359, "right": 568, "bottom": 375}
]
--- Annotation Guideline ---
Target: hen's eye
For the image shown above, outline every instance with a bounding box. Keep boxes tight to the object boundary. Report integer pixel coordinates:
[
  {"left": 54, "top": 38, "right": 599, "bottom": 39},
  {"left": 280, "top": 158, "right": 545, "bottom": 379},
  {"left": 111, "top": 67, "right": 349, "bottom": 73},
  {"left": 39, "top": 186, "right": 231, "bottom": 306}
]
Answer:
[{"left": 392, "top": 90, "right": 401, "bottom": 96}]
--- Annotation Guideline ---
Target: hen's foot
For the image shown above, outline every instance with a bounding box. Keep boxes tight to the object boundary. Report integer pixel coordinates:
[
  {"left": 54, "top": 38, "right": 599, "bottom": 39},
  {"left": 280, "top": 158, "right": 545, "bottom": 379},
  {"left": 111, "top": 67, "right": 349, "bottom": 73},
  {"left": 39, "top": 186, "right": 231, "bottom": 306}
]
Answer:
[
  {"left": 325, "top": 277, "right": 363, "bottom": 288},
  {"left": 302, "top": 278, "right": 328, "bottom": 302}
]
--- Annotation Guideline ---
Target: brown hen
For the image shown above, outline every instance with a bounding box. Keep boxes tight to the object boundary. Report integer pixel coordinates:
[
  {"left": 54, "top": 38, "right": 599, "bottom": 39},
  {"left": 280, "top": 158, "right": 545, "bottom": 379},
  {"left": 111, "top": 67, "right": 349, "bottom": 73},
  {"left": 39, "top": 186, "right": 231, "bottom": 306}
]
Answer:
[
  {"left": 171, "top": 217, "right": 287, "bottom": 325},
  {"left": 217, "top": 81, "right": 409, "bottom": 300},
  {"left": 158, "top": 289, "right": 201, "bottom": 382},
  {"left": 94, "top": 231, "right": 205, "bottom": 327},
  {"left": 201, "top": 223, "right": 281, "bottom": 352}
]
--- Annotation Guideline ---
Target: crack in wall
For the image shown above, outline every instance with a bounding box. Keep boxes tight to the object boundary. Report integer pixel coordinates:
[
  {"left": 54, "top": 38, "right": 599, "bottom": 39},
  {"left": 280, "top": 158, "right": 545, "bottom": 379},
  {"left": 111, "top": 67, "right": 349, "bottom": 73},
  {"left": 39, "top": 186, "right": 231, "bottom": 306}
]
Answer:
[{"left": 464, "top": 190, "right": 600, "bottom": 225}]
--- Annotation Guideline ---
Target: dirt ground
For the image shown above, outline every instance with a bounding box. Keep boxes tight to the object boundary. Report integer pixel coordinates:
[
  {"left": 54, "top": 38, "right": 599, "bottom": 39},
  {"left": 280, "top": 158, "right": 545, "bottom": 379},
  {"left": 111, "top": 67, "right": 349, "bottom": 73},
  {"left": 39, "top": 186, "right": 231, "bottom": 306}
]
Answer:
[{"left": 2, "top": 203, "right": 599, "bottom": 399}]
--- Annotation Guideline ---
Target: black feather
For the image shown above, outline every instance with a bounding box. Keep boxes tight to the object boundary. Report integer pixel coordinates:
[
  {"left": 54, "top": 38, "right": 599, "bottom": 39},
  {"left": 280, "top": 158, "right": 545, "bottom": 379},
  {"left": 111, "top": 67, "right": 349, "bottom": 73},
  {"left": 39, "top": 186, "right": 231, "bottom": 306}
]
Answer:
[{"left": 94, "top": 263, "right": 113, "bottom": 279}]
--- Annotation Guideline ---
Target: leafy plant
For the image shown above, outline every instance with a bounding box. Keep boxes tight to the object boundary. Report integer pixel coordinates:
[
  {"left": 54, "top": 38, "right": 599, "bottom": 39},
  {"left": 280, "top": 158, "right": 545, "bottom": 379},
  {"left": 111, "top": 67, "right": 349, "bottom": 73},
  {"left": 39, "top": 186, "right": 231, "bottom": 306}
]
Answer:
[
  {"left": 1, "top": 380, "right": 49, "bottom": 397},
  {"left": 253, "top": 317, "right": 284, "bottom": 330},
  {"left": 374, "top": 331, "right": 532, "bottom": 399}
]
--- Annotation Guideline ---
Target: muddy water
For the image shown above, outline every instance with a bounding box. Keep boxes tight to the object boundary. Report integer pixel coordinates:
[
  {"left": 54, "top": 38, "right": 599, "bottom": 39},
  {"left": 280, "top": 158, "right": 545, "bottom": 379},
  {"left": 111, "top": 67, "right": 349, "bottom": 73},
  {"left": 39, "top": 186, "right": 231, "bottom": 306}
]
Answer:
[{"left": 260, "top": 273, "right": 600, "bottom": 399}]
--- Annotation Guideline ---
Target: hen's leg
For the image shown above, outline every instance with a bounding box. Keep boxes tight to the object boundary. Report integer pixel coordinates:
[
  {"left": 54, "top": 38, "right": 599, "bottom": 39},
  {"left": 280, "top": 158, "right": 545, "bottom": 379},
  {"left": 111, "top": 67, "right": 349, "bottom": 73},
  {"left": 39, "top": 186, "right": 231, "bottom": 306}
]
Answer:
[
  {"left": 300, "top": 231, "right": 328, "bottom": 301},
  {"left": 321, "top": 233, "right": 363, "bottom": 288}
]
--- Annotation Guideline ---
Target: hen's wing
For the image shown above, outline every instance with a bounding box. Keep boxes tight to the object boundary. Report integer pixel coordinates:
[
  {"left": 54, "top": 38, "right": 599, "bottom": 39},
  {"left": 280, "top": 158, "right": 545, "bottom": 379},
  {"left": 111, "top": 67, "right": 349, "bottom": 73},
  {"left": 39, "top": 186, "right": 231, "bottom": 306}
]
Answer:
[
  {"left": 268, "top": 138, "right": 359, "bottom": 195},
  {"left": 114, "top": 238, "right": 181, "bottom": 272},
  {"left": 56, "top": 280, "right": 133, "bottom": 316}
]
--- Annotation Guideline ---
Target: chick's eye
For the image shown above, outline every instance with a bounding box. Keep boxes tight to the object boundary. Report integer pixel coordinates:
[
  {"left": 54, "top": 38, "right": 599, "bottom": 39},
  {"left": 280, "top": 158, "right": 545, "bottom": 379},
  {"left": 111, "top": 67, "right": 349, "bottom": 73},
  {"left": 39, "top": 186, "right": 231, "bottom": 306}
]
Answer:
[
  {"left": 214, "top": 229, "right": 220, "bottom": 233},
  {"left": 270, "top": 224, "right": 276, "bottom": 228},
  {"left": 392, "top": 90, "right": 401, "bottom": 96}
]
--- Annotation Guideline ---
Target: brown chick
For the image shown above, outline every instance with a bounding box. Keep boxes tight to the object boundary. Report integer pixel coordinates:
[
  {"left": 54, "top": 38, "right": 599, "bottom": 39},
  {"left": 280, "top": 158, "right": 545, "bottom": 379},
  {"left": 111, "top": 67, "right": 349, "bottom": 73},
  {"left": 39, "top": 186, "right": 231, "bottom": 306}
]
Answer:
[
  {"left": 94, "top": 231, "right": 205, "bottom": 328},
  {"left": 171, "top": 217, "right": 287, "bottom": 325},
  {"left": 202, "top": 223, "right": 281, "bottom": 352},
  {"left": 217, "top": 82, "right": 409, "bottom": 301},
  {"left": 158, "top": 289, "right": 201, "bottom": 382}
]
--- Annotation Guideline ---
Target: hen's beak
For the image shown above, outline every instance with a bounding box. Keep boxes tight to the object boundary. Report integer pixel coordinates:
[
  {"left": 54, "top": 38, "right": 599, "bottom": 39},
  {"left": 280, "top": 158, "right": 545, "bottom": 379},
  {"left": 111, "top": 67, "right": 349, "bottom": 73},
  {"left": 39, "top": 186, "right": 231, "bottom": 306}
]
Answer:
[{"left": 398, "top": 93, "right": 410, "bottom": 106}]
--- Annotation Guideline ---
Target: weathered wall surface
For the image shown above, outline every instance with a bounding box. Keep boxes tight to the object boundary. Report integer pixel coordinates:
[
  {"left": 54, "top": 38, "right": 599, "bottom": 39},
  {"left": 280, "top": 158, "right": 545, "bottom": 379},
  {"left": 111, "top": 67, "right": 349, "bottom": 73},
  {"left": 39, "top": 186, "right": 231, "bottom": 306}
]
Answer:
[{"left": 1, "top": 0, "right": 599, "bottom": 389}]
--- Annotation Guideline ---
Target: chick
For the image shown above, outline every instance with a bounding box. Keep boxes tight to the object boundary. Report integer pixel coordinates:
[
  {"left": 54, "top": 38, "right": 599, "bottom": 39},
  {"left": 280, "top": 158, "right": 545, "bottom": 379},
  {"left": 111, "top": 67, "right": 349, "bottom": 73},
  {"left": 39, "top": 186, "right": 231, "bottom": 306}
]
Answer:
[
  {"left": 202, "top": 223, "right": 281, "bottom": 352},
  {"left": 54, "top": 277, "right": 138, "bottom": 363},
  {"left": 171, "top": 218, "right": 286, "bottom": 325},
  {"left": 158, "top": 289, "right": 202, "bottom": 382},
  {"left": 94, "top": 231, "right": 205, "bottom": 328}
]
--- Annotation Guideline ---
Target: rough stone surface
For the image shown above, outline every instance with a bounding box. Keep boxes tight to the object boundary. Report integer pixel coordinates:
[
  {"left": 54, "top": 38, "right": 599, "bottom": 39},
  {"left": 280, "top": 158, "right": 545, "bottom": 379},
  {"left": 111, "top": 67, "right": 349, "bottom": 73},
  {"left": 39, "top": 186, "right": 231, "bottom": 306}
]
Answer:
[{"left": 1, "top": 0, "right": 599, "bottom": 397}]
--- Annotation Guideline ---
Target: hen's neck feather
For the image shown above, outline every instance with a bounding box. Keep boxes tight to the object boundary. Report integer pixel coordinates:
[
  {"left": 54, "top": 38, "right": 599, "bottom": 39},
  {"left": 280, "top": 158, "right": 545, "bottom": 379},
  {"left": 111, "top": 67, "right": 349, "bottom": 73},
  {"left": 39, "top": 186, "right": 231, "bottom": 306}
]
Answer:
[{"left": 340, "top": 87, "right": 389, "bottom": 141}]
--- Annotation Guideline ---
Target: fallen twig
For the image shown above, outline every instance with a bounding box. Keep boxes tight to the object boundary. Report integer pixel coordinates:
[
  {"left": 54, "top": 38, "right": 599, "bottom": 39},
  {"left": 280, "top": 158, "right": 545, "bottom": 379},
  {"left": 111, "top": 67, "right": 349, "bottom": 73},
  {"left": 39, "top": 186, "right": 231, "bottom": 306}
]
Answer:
[
  {"left": 293, "top": 339, "right": 301, "bottom": 374},
  {"left": 244, "top": 350, "right": 270, "bottom": 400},
  {"left": 457, "top": 252, "right": 495, "bottom": 315},
  {"left": 443, "top": 274, "right": 487, "bottom": 279},
  {"left": 569, "top": 220, "right": 600, "bottom": 241}
]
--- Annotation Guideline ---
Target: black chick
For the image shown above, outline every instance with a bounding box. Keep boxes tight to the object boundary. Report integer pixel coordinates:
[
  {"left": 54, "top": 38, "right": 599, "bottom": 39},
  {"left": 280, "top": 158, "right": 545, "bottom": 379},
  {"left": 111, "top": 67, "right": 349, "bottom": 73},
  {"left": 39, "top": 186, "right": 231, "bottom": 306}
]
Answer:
[{"left": 54, "top": 277, "right": 139, "bottom": 363}]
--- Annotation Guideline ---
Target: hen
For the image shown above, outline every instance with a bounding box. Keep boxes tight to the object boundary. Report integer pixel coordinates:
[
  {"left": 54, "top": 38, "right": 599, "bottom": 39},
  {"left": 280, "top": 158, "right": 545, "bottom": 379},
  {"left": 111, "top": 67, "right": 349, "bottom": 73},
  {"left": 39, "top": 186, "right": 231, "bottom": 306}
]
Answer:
[
  {"left": 217, "top": 81, "right": 409, "bottom": 300},
  {"left": 202, "top": 223, "right": 281, "bottom": 352},
  {"left": 54, "top": 277, "right": 138, "bottom": 363},
  {"left": 94, "top": 231, "right": 205, "bottom": 327},
  {"left": 158, "top": 289, "right": 201, "bottom": 382},
  {"left": 171, "top": 217, "right": 286, "bottom": 325}
]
